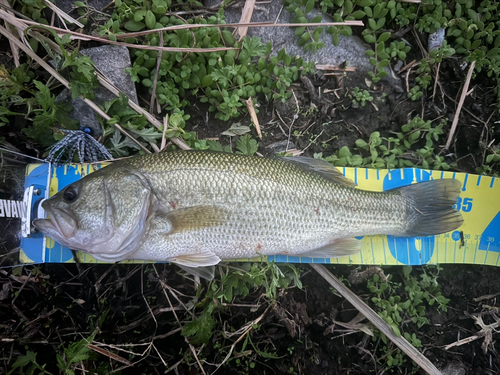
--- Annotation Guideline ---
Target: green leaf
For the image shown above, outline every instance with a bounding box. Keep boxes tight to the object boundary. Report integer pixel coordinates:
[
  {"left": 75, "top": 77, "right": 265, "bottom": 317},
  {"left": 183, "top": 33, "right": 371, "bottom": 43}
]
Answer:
[
  {"left": 236, "top": 134, "right": 259, "bottom": 155},
  {"left": 344, "top": 0, "right": 353, "bottom": 14},
  {"left": 355, "top": 139, "right": 368, "bottom": 149},
  {"left": 182, "top": 309, "right": 216, "bottom": 345},
  {"left": 338, "top": 146, "right": 352, "bottom": 158},
  {"left": 201, "top": 75, "right": 213, "bottom": 87},
  {"left": 145, "top": 10, "right": 156, "bottom": 29},
  {"left": 222, "top": 30, "right": 235, "bottom": 45},
  {"left": 364, "top": 34, "right": 376, "bottom": 43},
  {"left": 377, "top": 32, "right": 391, "bottom": 43},
  {"left": 494, "top": 35, "right": 500, "bottom": 48},
  {"left": 391, "top": 324, "right": 401, "bottom": 336},
  {"left": 124, "top": 20, "right": 146, "bottom": 32},
  {"left": 305, "top": 0, "right": 315, "bottom": 14},
  {"left": 351, "top": 10, "right": 365, "bottom": 19},
  {"left": 357, "top": 0, "right": 372, "bottom": 6},
  {"left": 134, "top": 9, "right": 146, "bottom": 22},
  {"left": 368, "top": 18, "right": 377, "bottom": 30},
  {"left": 376, "top": 17, "right": 385, "bottom": 30},
  {"left": 378, "top": 59, "right": 390, "bottom": 68}
]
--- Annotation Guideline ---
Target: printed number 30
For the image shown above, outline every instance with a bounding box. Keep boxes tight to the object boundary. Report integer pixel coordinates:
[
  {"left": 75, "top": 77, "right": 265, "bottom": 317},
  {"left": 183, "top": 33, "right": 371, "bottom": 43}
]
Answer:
[{"left": 455, "top": 197, "right": 473, "bottom": 212}]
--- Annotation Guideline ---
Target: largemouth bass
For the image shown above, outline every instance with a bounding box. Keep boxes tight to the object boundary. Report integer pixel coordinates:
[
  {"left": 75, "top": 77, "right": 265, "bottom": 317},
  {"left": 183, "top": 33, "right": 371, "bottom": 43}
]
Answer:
[{"left": 34, "top": 151, "right": 463, "bottom": 278}]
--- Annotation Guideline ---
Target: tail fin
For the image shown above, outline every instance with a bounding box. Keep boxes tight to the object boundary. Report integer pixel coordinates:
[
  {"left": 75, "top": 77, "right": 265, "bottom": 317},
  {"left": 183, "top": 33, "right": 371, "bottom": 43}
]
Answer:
[{"left": 398, "top": 179, "right": 464, "bottom": 237}]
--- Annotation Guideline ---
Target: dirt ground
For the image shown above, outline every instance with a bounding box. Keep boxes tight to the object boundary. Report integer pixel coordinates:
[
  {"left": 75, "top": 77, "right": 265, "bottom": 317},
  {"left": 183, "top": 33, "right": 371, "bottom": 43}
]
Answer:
[{"left": 2, "top": 22, "right": 500, "bottom": 375}]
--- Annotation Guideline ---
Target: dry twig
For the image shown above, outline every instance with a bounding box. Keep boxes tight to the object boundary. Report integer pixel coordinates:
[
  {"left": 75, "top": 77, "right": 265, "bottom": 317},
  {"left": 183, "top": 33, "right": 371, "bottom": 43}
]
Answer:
[
  {"left": 445, "top": 61, "right": 476, "bottom": 150},
  {"left": 0, "top": 24, "right": 152, "bottom": 154},
  {"left": 245, "top": 97, "right": 261, "bottom": 139},
  {"left": 235, "top": 0, "right": 256, "bottom": 40},
  {"left": 311, "top": 264, "right": 443, "bottom": 375}
]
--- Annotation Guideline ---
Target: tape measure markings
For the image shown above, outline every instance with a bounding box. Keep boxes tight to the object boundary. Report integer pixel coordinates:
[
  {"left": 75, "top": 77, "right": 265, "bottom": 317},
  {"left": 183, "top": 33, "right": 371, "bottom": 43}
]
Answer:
[
  {"left": 484, "top": 241, "right": 491, "bottom": 265},
  {"left": 461, "top": 174, "right": 468, "bottom": 191}
]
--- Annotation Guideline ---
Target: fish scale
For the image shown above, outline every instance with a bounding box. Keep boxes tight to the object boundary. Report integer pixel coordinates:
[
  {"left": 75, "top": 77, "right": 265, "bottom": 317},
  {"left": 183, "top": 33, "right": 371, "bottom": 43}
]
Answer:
[{"left": 34, "top": 151, "right": 463, "bottom": 274}]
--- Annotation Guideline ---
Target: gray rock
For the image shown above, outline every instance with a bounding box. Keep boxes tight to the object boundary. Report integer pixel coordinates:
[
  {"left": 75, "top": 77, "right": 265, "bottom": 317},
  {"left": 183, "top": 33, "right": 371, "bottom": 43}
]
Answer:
[
  {"left": 206, "top": 0, "right": 403, "bottom": 91},
  {"left": 428, "top": 27, "right": 446, "bottom": 51},
  {"left": 55, "top": 45, "right": 138, "bottom": 137},
  {"left": 441, "top": 362, "right": 467, "bottom": 375}
]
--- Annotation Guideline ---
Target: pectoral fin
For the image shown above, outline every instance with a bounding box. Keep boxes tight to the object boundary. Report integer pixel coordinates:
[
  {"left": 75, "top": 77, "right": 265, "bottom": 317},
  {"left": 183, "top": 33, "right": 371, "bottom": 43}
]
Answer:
[
  {"left": 154, "top": 206, "right": 228, "bottom": 234},
  {"left": 297, "top": 238, "right": 361, "bottom": 259}
]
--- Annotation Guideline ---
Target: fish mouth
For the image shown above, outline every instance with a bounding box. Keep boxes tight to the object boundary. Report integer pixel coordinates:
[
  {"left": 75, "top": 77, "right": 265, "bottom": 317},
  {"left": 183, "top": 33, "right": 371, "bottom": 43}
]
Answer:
[{"left": 34, "top": 206, "right": 77, "bottom": 244}]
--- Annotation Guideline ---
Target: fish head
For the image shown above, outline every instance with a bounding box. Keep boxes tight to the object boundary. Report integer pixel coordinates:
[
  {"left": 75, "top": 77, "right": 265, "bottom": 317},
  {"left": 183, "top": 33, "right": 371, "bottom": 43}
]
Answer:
[{"left": 34, "top": 167, "right": 153, "bottom": 262}]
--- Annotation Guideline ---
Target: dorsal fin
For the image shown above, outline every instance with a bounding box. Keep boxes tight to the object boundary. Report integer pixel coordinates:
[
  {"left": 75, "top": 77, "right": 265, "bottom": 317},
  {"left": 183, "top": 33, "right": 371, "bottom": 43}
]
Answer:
[{"left": 284, "top": 156, "right": 356, "bottom": 187}]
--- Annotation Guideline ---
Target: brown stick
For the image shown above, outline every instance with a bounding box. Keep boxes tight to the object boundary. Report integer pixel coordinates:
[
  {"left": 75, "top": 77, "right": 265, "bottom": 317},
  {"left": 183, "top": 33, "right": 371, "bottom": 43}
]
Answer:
[
  {"left": 236, "top": 0, "right": 256, "bottom": 40},
  {"left": 0, "top": 24, "right": 151, "bottom": 154},
  {"left": 445, "top": 61, "right": 476, "bottom": 150},
  {"left": 310, "top": 264, "right": 443, "bottom": 375},
  {"left": 245, "top": 97, "right": 261, "bottom": 139}
]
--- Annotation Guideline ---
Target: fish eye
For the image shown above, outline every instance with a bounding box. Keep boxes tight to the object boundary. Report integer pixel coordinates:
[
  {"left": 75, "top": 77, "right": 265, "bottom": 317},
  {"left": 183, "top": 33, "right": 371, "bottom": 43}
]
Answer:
[{"left": 63, "top": 185, "right": 79, "bottom": 203}]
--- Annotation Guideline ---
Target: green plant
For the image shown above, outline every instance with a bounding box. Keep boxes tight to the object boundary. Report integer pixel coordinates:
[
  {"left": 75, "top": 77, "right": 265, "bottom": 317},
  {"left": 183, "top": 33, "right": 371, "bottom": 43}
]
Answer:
[
  {"left": 182, "top": 262, "right": 302, "bottom": 345},
  {"left": 367, "top": 265, "right": 448, "bottom": 371},
  {"left": 477, "top": 144, "right": 500, "bottom": 176},
  {"left": 0, "top": 64, "right": 79, "bottom": 146},
  {"left": 107, "top": 0, "right": 316, "bottom": 124},
  {"left": 315, "top": 116, "right": 448, "bottom": 170},
  {"left": 9, "top": 333, "right": 96, "bottom": 375},
  {"left": 385, "top": 40, "right": 411, "bottom": 60},
  {"left": 349, "top": 86, "right": 374, "bottom": 107},
  {"left": 7, "top": 350, "right": 53, "bottom": 375},
  {"left": 407, "top": 85, "right": 423, "bottom": 101}
]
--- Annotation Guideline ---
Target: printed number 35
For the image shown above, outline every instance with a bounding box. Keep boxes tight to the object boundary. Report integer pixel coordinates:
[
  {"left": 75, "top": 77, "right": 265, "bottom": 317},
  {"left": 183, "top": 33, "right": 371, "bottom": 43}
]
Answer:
[{"left": 455, "top": 197, "right": 473, "bottom": 212}]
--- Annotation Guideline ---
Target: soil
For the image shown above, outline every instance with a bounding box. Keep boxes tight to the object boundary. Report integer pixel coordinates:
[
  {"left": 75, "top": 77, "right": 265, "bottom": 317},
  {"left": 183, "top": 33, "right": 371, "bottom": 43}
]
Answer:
[{"left": 2, "top": 20, "right": 500, "bottom": 375}]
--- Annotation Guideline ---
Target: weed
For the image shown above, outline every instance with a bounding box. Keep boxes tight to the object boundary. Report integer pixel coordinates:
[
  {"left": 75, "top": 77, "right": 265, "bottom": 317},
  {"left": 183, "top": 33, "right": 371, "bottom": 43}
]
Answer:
[
  {"left": 367, "top": 265, "right": 448, "bottom": 371},
  {"left": 9, "top": 333, "right": 97, "bottom": 375},
  {"left": 315, "top": 116, "right": 448, "bottom": 170},
  {"left": 182, "top": 262, "right": 302, "bottom": 345},
  {"left": 349, "top": 86, "right": 374, "bottom": 107},
  {"left": 477, "top": 145, "right": 500, "bottom": 176}
]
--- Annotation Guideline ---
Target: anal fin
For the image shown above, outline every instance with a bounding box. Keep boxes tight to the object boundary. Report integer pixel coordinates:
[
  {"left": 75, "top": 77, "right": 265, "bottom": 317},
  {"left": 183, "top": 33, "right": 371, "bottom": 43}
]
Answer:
[
  {"left": 170, "top": 251, "right": 221, "bottom": 267},
  {"left": 177, "top": 264, "right": 215, "bottom": 280},
  {"left": 297, "top": 238, "right": 361, "bottom": 259}
]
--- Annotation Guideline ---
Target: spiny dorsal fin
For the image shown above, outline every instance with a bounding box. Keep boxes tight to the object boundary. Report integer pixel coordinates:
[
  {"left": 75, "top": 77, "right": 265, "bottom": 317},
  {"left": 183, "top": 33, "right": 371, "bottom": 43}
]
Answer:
[{"left": 284, "top": 156, "right": 356, "bottom": 187}]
